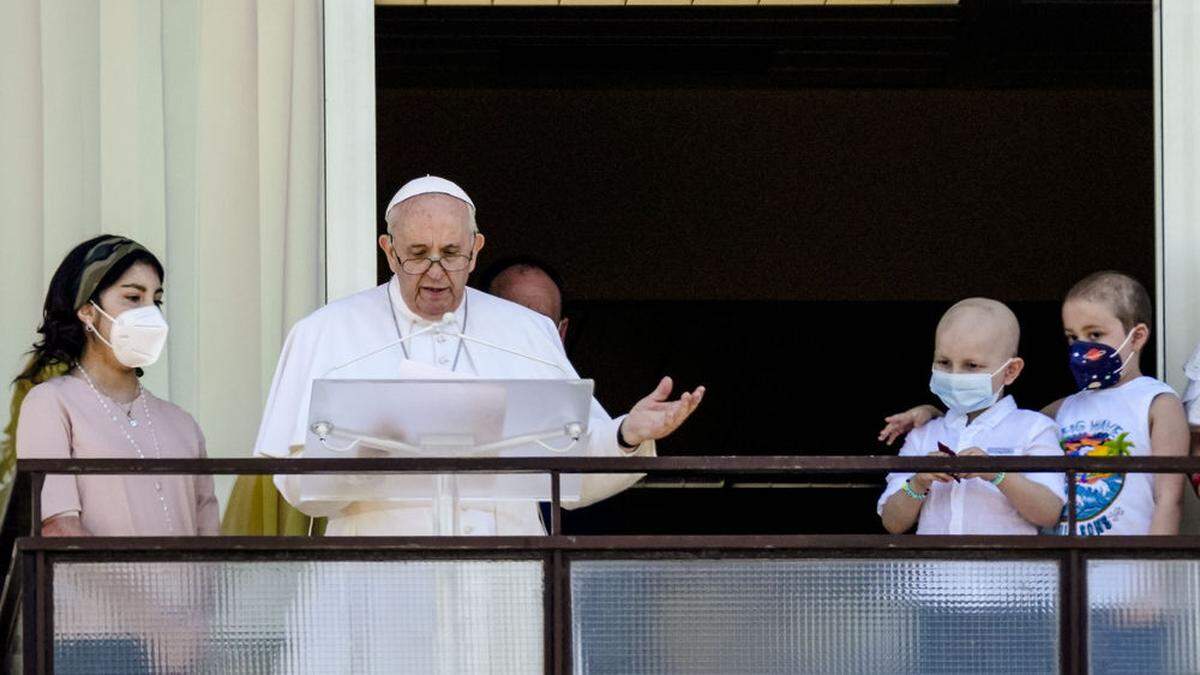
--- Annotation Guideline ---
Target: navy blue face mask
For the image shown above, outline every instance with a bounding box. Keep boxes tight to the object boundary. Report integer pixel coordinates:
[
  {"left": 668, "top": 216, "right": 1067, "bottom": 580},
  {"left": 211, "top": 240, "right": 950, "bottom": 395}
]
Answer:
[{"left": 1067, "top": 330, "right": 1135, "bottom": 391}]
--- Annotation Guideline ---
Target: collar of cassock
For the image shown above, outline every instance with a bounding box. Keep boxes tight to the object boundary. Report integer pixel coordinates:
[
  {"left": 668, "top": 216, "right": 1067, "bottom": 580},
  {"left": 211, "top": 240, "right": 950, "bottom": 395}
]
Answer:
[{"left": 387, "top": 275, "right": 468, "bottom": 329}]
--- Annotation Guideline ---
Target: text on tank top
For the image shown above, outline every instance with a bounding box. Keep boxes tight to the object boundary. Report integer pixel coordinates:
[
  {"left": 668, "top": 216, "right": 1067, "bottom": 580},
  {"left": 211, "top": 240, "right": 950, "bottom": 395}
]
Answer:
[{"left": 1055, "top": 376, "right": 1176, "bottom": 536}]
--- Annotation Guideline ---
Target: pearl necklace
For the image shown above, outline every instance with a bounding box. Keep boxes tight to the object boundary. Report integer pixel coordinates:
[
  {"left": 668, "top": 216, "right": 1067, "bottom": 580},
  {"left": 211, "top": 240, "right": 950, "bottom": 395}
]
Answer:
[{"left": 76, "top": 363, "right": 176, "bottom": 533}]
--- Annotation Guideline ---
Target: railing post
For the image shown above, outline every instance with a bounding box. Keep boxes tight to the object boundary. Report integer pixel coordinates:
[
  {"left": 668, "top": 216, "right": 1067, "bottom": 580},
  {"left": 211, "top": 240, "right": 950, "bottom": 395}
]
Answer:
[
  {"left": 0, "top": 469, "right": 33, "bottom": 645},
  {"left": 1060, "top": 549, "right": 1088, "bottom": 675},
  {"left": 1066, "top": 470, "right": 1078, "bottom": 537},
  {"left": 39, "top": 551, "right": 53, "bottom": 675},
  {"left": 29, "top": 473, "right": 43, "bottom": 537},
  {"left": 550, "top": 471, "right": 563, "bottom": 537},
  {"left": 22, "top": 549, "right": 52, "bottom": 675},
  {"left": 552, "top": 549, "right": 566, "bottom": 675},
  {"left": 543, "top": 552, "right": 554, "bottom": 675},
  {"left": 547, "top": 471, "right": 566, "bottom": 674},
  {"left": 20, "top": 550, "right": 35, "bottom": 675}
]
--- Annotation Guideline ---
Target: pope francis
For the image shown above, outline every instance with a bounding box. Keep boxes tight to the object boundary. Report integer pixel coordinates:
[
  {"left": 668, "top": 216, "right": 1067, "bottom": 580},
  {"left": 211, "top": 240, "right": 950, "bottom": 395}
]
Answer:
[{"left": 254, "top": 175, "right": 704, "bottom": 536}]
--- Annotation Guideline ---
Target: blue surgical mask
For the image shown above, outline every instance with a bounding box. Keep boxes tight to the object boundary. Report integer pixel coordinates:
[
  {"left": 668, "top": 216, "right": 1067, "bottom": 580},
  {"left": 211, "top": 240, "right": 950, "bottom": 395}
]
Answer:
[
  {"left": 929, "top": 359, "right": 1012, "bottom": 416},
  {"left": 1067, "top": 330, "right": 1136, "bottom": 391}
]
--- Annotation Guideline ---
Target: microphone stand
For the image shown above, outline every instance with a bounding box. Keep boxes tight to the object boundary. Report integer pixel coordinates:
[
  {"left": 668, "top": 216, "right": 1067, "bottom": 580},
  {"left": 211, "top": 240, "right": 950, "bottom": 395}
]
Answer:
[{"left": 433, "top": 312, "right": 569, "bottom": 375}]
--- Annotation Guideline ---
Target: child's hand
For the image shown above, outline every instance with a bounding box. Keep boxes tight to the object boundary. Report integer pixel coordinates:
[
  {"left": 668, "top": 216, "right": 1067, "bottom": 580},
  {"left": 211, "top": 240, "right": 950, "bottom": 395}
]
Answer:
[
  {"left": 958, "top": 447, "right": 996, "bottom": 482},
  {"left": 912, "top": 451, "right": 957, "bottom": 490},
  {"left": 879, "top": 405, "right": 942, "bottom": 445}
]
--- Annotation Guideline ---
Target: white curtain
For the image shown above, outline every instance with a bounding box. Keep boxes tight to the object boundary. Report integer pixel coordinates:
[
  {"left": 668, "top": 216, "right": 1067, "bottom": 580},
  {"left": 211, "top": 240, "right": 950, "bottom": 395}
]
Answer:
[{"left": 0, "top": 0, "right": 325, "bottom": 508}]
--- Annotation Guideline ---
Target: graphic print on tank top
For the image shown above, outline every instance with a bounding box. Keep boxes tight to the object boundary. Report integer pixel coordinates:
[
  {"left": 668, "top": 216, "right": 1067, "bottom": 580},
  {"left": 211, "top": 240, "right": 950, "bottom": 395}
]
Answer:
[{"left": 1059, "top": 418, "right": 1131, "bottom": 533}]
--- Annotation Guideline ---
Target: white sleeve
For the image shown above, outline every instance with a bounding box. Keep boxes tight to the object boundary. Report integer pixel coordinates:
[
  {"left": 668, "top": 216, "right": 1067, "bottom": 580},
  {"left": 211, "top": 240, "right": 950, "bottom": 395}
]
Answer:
[
  {"left": 255, "top": 319, "right": 323, "bottom": 458},
  {"left": 1183, "top": 342, "right": 1200, "bottom": 425},
  {"left": 567, "top": 411, "right": 657, "bottom": 510},
  {"left": 1022, "top": 419, "right": 1067, "bottom": 504},
  {"left": 876, "top": 427, "right": 924, "bottom": 516},
  {"left": 255, "top": 318, "right": 352, "bottom": 518},
  {"left": 532, "top": 313, "right": 655, "bottom": 509}
]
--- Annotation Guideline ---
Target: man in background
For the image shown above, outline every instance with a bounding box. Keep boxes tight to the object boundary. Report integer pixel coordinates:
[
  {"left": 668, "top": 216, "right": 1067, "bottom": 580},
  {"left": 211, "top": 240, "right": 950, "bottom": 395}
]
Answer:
[
  {"left": 480, "top": 256, "right": 576, "bottom": 530},
  {"left": 479, "top": 256, "right": 569, "bottom": 342}
]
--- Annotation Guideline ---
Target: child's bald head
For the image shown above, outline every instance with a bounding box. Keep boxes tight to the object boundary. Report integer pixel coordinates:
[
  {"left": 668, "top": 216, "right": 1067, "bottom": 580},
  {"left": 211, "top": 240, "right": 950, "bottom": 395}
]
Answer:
[
  {"left": 930, "top": 298, "right": 1025, "bottom": 416},
  {"left": 935, "top": 298, "right": 1021, "bottom": 368}
]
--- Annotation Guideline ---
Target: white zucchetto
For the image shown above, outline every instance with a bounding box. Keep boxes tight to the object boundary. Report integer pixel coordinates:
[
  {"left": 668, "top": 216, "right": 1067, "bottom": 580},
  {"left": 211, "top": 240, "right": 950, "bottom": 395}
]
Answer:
[{"left": 385, "top": 175, "right": 475, "bottom": 218}]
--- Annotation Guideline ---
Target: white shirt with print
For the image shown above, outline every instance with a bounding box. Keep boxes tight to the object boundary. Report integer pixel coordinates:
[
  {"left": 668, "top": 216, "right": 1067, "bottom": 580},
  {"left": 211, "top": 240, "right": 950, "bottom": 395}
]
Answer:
[
  {"left": 1054, "top": 375, "right": 1177, "bottom": 536},
  {"left": 1183, "top": 341, "right": 1200, "bottom": 426}
]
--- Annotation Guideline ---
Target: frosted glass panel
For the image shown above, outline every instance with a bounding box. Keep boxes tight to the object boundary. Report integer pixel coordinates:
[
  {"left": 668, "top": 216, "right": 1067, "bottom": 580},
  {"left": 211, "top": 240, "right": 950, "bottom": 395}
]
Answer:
[
  {"left": 1088, "top": 559, "right": 1200, "bottom": 675},
  {"left": 53, "top": 560, "right": 543, "bottom": 675},
  {"left": 571, "top": 559, "right": 1059, "bottom": 674}
]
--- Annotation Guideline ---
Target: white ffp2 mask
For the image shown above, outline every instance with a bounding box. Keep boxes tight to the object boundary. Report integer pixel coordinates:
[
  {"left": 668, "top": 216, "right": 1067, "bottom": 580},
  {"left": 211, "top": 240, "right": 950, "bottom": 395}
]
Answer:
[{"left": 89, "top": 302, "right": 169, "bottom": 368}]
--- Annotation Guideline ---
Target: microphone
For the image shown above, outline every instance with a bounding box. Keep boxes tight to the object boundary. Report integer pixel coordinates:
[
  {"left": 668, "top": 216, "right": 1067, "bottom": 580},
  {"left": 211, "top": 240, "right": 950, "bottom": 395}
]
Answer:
[
  {"left": 323, "top": 312, "right": 568, "bottom": 376},
  {"left": 321, "top": 321, "right": 444, "bottom": 377},
  {"left": 436, "top": 312, "right": 569, "bottom": 375}
]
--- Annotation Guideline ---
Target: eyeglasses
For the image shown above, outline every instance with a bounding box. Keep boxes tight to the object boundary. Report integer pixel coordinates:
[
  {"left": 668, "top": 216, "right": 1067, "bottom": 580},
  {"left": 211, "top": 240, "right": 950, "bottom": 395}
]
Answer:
[
  {"left": 390, "top": 234, "right": 476, "bottom": 275},
  {"left": 397, "top": 253, "right": 473, "bottom": 275}
]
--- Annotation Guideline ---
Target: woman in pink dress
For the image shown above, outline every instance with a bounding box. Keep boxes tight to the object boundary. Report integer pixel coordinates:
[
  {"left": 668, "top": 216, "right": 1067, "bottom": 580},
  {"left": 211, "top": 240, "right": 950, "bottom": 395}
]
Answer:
[{"left": 14, "top": 235, "right": 219, "bottom": 537}]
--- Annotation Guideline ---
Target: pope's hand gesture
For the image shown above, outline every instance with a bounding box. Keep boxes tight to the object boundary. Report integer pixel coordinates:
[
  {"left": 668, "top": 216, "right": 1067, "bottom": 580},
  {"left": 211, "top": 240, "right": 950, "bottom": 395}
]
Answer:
[{"left": 619, "top": 376, "right": 705, "bottom": 447}]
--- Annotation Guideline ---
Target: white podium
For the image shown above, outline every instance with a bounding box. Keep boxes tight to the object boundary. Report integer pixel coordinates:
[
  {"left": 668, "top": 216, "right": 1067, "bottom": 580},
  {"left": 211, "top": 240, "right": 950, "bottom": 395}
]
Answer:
[{"left": 300, "top": 378, "right": 593, "bottom": 534}]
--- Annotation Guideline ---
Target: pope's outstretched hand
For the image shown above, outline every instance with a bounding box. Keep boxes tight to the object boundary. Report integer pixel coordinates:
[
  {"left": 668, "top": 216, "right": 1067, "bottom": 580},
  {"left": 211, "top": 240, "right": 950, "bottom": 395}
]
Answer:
[{"left": 619, "top": 376, "right": 705, "bottom": 447}]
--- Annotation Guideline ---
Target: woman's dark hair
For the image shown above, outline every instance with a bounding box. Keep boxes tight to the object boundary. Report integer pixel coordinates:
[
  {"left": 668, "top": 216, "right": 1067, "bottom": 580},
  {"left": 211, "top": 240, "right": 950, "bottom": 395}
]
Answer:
[{"left": 15, "top": 235, "right": 164, "bottom": 383}]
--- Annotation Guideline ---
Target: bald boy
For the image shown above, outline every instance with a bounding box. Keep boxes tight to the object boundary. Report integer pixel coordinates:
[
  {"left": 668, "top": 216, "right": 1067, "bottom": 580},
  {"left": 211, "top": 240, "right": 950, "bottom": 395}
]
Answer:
[
  {"left": 878, "top": 297, "right": 1065, "bottom": 535},
  {"left": 935, "top": 298, "right": 1020, "bottom": 370}
]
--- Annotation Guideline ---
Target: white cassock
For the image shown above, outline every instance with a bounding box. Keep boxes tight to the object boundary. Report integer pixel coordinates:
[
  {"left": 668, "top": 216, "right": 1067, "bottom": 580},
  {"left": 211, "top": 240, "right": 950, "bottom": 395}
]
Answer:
[{"left": 254, "top": 275, "right": 654, "bottom": 536}]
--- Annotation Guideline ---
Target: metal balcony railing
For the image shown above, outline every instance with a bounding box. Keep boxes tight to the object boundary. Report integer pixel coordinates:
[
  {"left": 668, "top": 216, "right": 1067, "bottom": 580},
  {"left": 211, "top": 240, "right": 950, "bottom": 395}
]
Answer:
[{"left": 10, "top": 454, "right": 1200, "bottom": 675}]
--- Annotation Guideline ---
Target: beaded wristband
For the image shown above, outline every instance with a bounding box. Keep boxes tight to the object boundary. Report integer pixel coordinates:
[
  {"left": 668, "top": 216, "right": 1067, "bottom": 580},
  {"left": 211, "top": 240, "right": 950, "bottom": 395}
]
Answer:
[
  {"left": 902, "top": 480, "right": 928, "bottom": 501},
  {"left": 990, "top": 471, "right": 1007, "bottom": 487}
]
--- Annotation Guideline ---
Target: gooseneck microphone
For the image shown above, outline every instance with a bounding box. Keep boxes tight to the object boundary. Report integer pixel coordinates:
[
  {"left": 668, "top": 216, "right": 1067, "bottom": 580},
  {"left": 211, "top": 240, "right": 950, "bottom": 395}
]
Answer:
[
  {"left": 435, "top": 312, "right": 568, "bottom": 375},
  {"left": 323, "top": 312, "right": 568, "bottom": 377}
]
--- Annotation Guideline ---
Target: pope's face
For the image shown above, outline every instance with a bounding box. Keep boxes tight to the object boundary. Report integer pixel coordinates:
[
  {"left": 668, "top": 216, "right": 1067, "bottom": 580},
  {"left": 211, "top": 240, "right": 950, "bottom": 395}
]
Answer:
[{"left": 379, "top": 194, "right": 485, "bottom": 321}]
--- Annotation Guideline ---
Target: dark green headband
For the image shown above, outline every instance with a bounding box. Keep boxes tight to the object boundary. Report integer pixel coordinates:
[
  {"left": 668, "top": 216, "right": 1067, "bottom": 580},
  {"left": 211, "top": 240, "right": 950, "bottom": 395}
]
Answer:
[{"left": 72, "top": 236, "right": 152, "bottom": 310}]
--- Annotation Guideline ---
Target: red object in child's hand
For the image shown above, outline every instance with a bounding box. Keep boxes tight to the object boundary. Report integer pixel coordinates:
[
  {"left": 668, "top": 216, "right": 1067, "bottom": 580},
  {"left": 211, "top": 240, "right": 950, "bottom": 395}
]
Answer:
[
  {"left": 936, "top": 443, "right": 961, "bottom": 482},
  {"left": 1190, "top": 473, "right": 1200, "bottom": 498}
]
